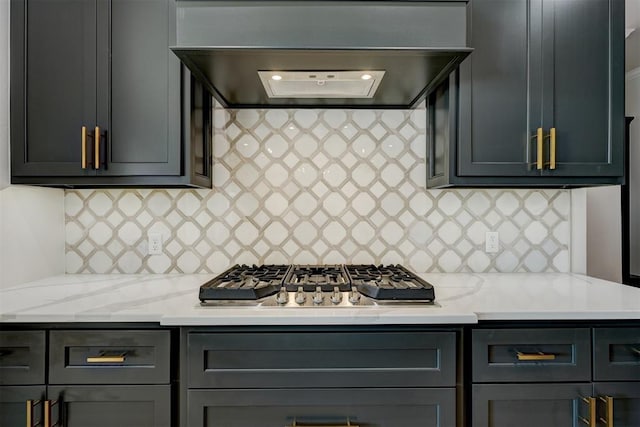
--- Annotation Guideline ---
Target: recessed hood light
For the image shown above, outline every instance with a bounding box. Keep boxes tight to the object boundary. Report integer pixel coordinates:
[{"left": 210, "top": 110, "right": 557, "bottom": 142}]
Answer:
[{"left": 258, "top": 71, "right": 385, "bottom": 99}]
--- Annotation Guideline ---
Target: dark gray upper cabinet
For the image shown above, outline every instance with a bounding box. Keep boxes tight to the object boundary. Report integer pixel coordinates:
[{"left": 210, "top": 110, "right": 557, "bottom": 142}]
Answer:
[
  {"left": 428, "top": 0, "right": 625, "bottom": 188},
  {"left": 10, "top": 0, "right": 211, "bottom": 188}
]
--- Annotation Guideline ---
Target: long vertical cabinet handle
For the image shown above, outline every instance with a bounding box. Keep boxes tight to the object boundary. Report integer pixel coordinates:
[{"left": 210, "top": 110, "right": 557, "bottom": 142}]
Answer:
[
  {"left": 81, "top": 126, "right": 87, "bottom": 169},
  {"left": 579, "top": 397, "right": 596, "bottom": 427},
  {"left": 536, "top": 127, "right": 544, "bottom": 170},
  {"left": 549, "top": 127, "right": 556, "bottom": 170},
  {"left": 26, "top": 399, "right": 41, "bottom": 427},
  {"left": 94, "top": 126, "right": 101, "bottom": 170},
  {"left": 44, "top": 399, "right": 59, "bottom": 427},
  {"left": 599, "top": 396, "right": 614, "bottom": 426}
]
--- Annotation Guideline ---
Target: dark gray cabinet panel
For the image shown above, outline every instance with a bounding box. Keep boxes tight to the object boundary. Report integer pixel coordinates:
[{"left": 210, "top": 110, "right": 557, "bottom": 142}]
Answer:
[
  {"left": 188, "top": 388, "right": 456, "bottom": 427},
  {"left": 0, "top": 331, "right": 45, "bottom": 385},
  {"left": 11, "top": 0, "right": 212, "bottom": 187},
  {"left": 188, "top": 331, "right": 456, "bottom": 388},
  {"left": 428, "top": 0, "right": 624, "bottom": 187},
  {"left": 47, "top": 385, "right": 170, "bottom": 427},
  {"left": 49, "top": 330, "right": 170, "bottom": 384},
  {"left": 593, "top": 327, "right": 640, "bottom": 381},
  {"left": 594, "top": 382, "right": 640, "bottom": 427},
  {"left": 540, "top": 0, "right": 624, "bottom": 177},
  {"left": 10, "top": 0, "right": 97, "bottom": 177},
  {"left": 97, "top": 0, "right": 181, "bottom": 177},
  {"left": 0, "top": 385, "right": 45, "bottom": 427},
  {"left": 472, "top": 328, "right": 591, "bottom": 383},
  {"left": 457, "top": 0, "right": 534, "bottom": 177},
  {"left": 472, "top": 383, "right": 593, "bottom": 427}
]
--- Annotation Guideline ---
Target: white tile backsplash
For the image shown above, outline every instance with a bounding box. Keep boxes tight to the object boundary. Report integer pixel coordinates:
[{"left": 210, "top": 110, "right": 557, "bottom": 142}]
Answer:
[{"left": 64, "top": 103, "right": 571, "bottom": 274}]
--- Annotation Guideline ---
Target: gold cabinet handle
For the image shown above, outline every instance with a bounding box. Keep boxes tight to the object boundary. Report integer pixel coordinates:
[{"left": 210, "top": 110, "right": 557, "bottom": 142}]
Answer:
[
  {"left": 81, "top": 126, "right": 87, "bottom": 169},
  {"left": 549, "top": 127, "right": 556, "bottom": 170},
  {"left": 86, "top": 352, "right": 127, "bottom": 363},
  {"left": 26, "top": 399, "right": 41, "bottom": 427},
  {"left": 44, "top": 399, "right": 58, "bottom": 427},
  {"left": 579, "top": 397, "right": 596, "bottom": 427},
  {"left": 287, "top": 419, "right": 358, "bottom": 427},
  {"left": 516, "top": 351, "right": 556, "bottom": 361},
  {"left": 536, "top": 127, "right": 543, "bottom": 170},
  {"left": 599, "top": 396, "right": 614, "bottom": 426},
  {"left": 94, "top": 126, "right": 101, "bottom": 170}
]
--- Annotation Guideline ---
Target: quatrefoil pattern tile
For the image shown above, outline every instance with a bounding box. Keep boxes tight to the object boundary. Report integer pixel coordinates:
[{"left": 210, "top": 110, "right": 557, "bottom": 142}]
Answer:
[{"left": 65, "top": 103, "right": 571, "bottom": 274}]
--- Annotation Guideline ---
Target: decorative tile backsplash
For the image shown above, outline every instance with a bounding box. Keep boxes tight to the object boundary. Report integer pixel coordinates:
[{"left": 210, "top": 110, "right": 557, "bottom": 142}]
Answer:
[{"left": 65, "top": 103, "right": 571, "bottom": 274}]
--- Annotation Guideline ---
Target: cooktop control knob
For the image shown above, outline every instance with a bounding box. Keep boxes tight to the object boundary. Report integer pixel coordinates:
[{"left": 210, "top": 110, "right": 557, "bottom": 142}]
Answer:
[
  {"left": 330, "top": 286, "right": 342, "bottom": 304},
  {"left": 295, "top": 286, "right": 306, "bottom": 304},
  {"left": 275, "top": 287, "right": 288, "bottom": 305},
  {"left": 348, "top": 290, "right": 361, "bottom": 304},
  {"left": 312, "top": 286, "right": 324, "bottom": 305}
]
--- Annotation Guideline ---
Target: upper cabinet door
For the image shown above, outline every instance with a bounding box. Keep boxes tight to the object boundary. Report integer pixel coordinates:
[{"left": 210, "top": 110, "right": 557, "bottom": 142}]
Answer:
[
  {"left": 457, "top": 0, "right": 538, "bottom": 177},
  {"left": 11, "top": 0, "right": 97, "bottom": 177},
  {"left": 541, "top": 0, "right": 624, "bottom": 177},
  {"left": 97, "top": 0, "right": 181, "bottom": 177}
]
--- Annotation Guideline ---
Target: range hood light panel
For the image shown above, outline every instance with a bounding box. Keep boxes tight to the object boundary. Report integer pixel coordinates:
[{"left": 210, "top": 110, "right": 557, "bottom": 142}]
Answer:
[{"left": 258, "top": 70, "right": 385, "bottom": 99}]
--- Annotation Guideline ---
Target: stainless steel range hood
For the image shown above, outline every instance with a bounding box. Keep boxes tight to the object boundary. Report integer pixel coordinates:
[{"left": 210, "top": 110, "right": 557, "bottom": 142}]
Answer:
[{"left": 172, "top": 1, "right": 472, "bottom": 109}]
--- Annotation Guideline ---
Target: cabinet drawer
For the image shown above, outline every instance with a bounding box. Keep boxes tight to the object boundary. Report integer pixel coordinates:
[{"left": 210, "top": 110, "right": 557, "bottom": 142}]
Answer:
[
  {"left": 188, "top": 331, "right": 456, "bottom": 388},
  {"left": 49, "top": 330, "right": 170, "bottom": 384},
  {"left": 593, "top": 327, "right": 640, "bottom": 381},
  {"left": 0, "top": 331, "right": 45, "bottom": 385},
  {"left": 188, "top": 388, "right": 456, "bottom": 427},
  {"left": 472, "top": 328, "right": 591, "bottom": 382}
]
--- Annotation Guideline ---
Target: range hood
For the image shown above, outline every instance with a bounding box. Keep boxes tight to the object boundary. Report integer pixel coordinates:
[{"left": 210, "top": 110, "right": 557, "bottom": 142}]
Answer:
[{"left": 172, "top": 1, "right": 472, "bottom": 109}]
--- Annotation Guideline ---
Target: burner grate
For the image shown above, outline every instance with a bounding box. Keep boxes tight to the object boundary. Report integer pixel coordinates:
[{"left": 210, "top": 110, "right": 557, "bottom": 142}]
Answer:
[
  {"left": 283, "top": 265, "right": 351, "bottom": 292},
  {"left": 199, "top": 264, "right": 289, "bottom": 301},
  {"left": 346, "top": 264, "right": 435, "bottom": 301}
]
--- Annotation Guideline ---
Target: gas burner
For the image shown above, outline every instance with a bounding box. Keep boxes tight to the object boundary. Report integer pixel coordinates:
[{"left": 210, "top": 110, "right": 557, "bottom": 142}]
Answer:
[{"left": 283, "top": 265, "right": 351, "bottom": 292}]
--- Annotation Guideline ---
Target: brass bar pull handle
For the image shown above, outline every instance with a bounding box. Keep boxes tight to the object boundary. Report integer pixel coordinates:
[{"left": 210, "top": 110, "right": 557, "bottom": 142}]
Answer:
[
  {"left": 516, "top": 351, "right": 556, "bottom": 361},
  {"left": 86, "top": 352, "right": 126, "bottom": 363},
  {"left": 549, "top": 127, "right": 556, "bottom": 170},
  {"left": 26, "top": 399, "right": 42, "bottom": 427},
  {"left": 44, "top": 399, "right": 59, "bottom": 427},
  {"left": 94, "top": 126, "right": 100, "bottom": 170},
  {"left": 599, "top": 396, "right": 614, "bottom": 426},
  {"left": 536, "top": 127, "right": 544, "bottom": 170},
  {"left": 579, "top": 397, "right": 596, "bottom": 427},
  {"left": 81, "top": 126, "right": 87, "bottom": 169},
  {"left": 287, "top": 419, "right": 358, "bottom": 427}
]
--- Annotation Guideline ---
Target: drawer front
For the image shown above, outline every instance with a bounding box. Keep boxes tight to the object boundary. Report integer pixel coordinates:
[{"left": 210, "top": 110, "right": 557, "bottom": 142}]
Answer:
[
  {"left": 188, "top": 388, "right": 456, "bottom": 427},
  {"left": 49, "top": 330, "right": 170, "bottom": 384},
  {"left": 472, "top": 328, "right": 591, "bottom": 383},
  {"left": 0, "top": 331, "right": 45, "bottom": 385},
  {"left": 593, "top": 327, "right": 640, "bottom": 381},
  {"left": 188, "top": 331, "right": 456, "bottom": 388}
]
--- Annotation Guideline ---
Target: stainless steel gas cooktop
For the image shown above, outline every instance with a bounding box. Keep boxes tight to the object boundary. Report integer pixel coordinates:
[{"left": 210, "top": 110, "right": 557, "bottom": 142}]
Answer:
[{"left": 199, "top": 264, "right": 435, "bottom": 307}]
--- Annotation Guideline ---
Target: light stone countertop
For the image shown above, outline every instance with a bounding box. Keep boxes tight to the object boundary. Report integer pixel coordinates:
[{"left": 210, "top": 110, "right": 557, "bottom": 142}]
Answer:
[{"left": 0, "top": 273, "right": 639, "bottom": 325}]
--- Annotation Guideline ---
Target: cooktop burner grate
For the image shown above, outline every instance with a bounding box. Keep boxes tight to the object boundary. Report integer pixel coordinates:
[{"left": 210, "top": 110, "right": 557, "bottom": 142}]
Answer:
[
  {"left": 283, "top": 265, "right": 351, "bottom": 292},
  {"left": 198, "top": 264, "right": 288, "bottom": 301},
  {"left": 346, "top": 264, "right": 435, "bottom": 301}
]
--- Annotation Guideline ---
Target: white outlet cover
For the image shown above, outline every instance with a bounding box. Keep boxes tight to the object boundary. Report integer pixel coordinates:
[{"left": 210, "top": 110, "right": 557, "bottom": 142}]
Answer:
[
  {"left": 148, "top": 233, "right": 163, "bottom": 255},
  {"left": 485, "top": 231, "right": 500, "bottom": 253}
]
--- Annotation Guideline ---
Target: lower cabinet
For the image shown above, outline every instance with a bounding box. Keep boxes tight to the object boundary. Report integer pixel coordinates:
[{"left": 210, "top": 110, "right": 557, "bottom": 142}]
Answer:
[
  {"left": 184, "top": 328, "right": 460, "bottom": 427},
  {"left": 471, "top": 326, "right": 640, "bottom": 427},
  {"left": 593, "top": 382, "right": 640, "bottom": 427},
  {"left": 47, "top": 385, "right": 170, "bottom": 427},
  {"left": 0, "top": 386, "right": 46, "bottom": 427},
  {"left": 189, "top": 388, "right": 456, "bottom": 427},
  {"left": 472, "top": 383, "right": 593, "bottom": 427}
]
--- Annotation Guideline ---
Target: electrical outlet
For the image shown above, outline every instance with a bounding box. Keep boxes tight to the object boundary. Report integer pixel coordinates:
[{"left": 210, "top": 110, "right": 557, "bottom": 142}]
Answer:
[
  {"left": 148, "top": 233, "right": 163, "bottom": 255},
  {"left": 485, "top": 231, "right": 499, "bottom": 253}
]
